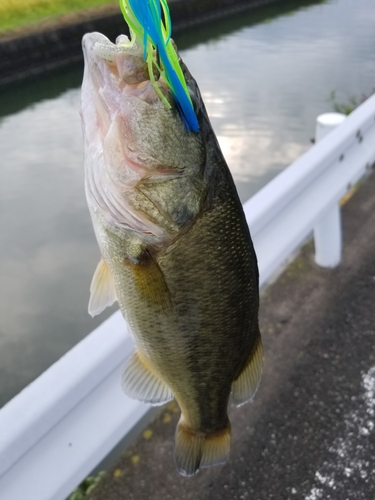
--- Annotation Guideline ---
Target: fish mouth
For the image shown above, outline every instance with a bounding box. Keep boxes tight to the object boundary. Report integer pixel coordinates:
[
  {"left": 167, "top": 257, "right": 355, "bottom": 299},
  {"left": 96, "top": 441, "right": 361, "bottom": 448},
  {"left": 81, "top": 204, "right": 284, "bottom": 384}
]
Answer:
[
  {"left": 82, "top": 32, "right": 177, "bottom": 109},
  {"left": 81, "top": 32, "right": 203, "bottom": 124}
]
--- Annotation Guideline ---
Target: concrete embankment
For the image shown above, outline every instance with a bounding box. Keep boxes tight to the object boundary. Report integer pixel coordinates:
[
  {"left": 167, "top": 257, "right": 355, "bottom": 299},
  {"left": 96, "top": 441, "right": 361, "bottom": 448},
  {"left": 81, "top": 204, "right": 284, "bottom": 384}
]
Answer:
[
  {"left": 0, "top": 0, "right": 278, "bottom": 86},
  {"left": 0, "top": 0, "right": 329, "bottom": 86}
]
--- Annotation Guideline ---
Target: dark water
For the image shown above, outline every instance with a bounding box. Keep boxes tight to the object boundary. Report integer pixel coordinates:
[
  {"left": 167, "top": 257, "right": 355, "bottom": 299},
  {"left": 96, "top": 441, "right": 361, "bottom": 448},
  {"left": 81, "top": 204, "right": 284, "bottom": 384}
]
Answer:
[{"left": 0, "top": 0, "right": 374, "bottom": 406}]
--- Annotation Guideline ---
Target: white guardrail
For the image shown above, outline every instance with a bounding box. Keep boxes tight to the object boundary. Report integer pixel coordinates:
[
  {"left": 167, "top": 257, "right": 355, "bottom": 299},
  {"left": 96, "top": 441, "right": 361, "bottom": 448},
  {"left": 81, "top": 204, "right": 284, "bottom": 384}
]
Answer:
[{"left": 1, "top": 94, "right": 375, "bottom": 500}]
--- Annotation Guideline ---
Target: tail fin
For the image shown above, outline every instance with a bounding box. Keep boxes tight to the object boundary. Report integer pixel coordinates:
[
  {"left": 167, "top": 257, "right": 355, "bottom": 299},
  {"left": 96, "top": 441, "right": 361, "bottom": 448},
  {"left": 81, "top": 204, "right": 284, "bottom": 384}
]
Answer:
[{"left": 174, "top": 418, "right": 231, "bottom": 477}]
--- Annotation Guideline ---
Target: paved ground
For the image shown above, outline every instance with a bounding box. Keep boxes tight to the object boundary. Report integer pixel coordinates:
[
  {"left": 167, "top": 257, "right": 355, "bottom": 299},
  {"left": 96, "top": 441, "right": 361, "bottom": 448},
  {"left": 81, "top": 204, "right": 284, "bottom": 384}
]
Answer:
[{"left": 87, "top": 171, "right": 375, "bottom": 500}]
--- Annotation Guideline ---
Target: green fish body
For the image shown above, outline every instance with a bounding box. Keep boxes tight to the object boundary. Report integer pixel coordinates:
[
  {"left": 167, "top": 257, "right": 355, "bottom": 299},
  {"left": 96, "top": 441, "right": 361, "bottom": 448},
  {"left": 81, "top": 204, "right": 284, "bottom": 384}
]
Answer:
[{"left": 81, "top": 32, "right": 262, "bottom": 476}]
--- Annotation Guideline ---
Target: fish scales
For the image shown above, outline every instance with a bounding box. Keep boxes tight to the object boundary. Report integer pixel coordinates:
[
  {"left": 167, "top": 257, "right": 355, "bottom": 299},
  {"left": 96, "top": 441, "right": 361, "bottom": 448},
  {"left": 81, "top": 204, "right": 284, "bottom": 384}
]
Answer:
[
  {"left": 81, "top": 31, "right": 262, "bottom": 477},
  {"left": 106, "top": 183, "right": 258, "bottom": 427}
]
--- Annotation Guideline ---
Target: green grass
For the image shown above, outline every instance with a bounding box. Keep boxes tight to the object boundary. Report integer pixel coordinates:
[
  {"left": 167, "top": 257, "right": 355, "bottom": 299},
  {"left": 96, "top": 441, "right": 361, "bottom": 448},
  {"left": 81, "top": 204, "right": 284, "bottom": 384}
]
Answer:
[
  {"left": 0, "top": 0, "right": 117, "bottom": 34},
  {"left": 67, "top": 471, "right": 106, "bottom": 500},
  {"left": 329, "top": 90, "right": 375, "bottom": 115}
]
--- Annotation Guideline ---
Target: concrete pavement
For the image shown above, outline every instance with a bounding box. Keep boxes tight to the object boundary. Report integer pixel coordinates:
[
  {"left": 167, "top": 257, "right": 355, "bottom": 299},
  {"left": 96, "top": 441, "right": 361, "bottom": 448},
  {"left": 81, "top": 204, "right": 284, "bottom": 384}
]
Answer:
[{"left": 86, "top": 170, "right": 375, "bottom": 500}]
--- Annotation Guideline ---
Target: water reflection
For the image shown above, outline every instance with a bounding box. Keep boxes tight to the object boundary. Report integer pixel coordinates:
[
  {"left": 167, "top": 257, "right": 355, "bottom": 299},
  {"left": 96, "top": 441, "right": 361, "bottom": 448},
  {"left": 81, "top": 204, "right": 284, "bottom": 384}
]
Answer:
[
  {"left": 0, "top": 0, "right": 374, "bottom": 406},
  {"left": 0, "top": 63, "right": 83, "bottom": 119},
  {"left": 0, "top": 91, "right": 118, "bottom": 405},
  {"left": 181, "top": 0, "right": 375, "bottom": 198}
]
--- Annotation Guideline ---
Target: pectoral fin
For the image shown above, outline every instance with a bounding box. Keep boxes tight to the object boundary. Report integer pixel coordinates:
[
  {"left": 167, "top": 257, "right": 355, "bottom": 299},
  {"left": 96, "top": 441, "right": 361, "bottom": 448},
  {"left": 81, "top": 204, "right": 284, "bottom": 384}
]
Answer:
[
  {"left": 122, "top": 349, "right": 174, "bottom": 406},
  {"left": 232, "top": 335, "right": 263, "bottom": 407},
  {"left": 88, "top": 258, "right": 117, "bottom": 317},
  {"left": 128, "top": 250, "right": 172, "bottom": 311}
]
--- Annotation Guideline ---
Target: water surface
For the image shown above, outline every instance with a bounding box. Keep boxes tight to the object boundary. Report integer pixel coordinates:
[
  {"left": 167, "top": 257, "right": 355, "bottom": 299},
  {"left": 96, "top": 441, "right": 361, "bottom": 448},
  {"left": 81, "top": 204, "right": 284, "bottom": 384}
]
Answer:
[{"left": 0, "top": 0, "right": 374, "bottom": 406}]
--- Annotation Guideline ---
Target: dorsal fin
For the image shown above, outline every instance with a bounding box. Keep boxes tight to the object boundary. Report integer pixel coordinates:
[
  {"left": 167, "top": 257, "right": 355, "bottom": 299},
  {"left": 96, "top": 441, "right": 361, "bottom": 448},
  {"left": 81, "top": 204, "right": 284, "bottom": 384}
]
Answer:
[{"left": 88, "top": 258, "right": 117, "bottom": 317}]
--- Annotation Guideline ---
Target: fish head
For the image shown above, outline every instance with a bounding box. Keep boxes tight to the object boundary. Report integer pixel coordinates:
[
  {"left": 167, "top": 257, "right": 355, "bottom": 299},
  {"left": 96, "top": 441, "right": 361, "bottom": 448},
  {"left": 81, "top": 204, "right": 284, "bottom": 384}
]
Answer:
[{"left": 81, "top": 32, "right": 209, "bottom": 243}]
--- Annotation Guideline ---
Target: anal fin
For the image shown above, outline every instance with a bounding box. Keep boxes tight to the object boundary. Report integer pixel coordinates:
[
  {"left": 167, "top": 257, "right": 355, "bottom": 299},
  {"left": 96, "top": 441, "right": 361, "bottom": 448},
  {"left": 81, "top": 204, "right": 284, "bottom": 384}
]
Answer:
[
  {"left": 232, "top": 335, "right": 263, "bottom": 407},
  {"left": 122, "top": 349, "right": 174, "bottom": 406},
  {"left": 88, "top": 258, "right": 117, "bottom": 317}
]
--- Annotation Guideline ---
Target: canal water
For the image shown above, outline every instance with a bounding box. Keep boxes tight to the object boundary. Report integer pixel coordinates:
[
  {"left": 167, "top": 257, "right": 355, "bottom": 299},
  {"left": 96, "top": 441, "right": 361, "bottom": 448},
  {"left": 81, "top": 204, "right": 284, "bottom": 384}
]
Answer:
[{"left": 0, "top": 0, "right": 374, "bottom": 407}]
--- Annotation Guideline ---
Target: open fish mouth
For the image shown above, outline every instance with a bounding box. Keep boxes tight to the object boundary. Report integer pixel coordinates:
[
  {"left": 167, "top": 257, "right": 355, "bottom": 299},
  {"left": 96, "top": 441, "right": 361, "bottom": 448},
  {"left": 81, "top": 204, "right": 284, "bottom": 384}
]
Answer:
[
  {"left": 81, "top": 32, "right": 205, "bottom": 241},
  {"left": 82, "top": 32, "right": 176, "bottom": 107}
]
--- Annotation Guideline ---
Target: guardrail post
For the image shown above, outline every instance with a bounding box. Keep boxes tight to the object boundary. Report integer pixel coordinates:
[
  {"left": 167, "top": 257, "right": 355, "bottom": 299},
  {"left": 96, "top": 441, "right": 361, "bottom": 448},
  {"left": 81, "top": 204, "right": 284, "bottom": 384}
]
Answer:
[{"left": 313, "top": 112, "right": 346, "bottom": 267}]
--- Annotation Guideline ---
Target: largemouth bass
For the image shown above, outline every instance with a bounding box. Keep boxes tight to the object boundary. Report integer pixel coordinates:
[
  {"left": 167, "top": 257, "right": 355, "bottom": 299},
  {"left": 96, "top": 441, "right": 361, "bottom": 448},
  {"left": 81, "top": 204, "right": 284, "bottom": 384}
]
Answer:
[{"left": 81, "top": 31, "right": 262, "bottom": 477}]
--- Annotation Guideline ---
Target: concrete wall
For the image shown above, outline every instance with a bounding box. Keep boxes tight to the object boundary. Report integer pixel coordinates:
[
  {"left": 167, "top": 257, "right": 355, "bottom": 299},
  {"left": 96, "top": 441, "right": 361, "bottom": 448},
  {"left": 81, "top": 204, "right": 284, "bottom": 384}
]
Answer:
[{"left": 0, "top": 0, "right": 277, "bottom": 86}]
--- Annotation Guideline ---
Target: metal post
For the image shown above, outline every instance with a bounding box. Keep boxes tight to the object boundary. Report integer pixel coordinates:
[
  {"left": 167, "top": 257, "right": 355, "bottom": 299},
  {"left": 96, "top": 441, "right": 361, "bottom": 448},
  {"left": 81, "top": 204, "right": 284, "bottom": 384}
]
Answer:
[
  {"left": 313, "top": 113, "right": 346, "bottom": 268},
  {"left": 315, "top": 112, "right": 346, "bottom": 142}
]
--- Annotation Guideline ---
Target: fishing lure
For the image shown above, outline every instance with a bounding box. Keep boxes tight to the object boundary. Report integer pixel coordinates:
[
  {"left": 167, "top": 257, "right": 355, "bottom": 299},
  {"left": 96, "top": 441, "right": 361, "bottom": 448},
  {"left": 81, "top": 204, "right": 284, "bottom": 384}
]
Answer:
[{"left": 118, "top": 0, "right": 199, "bottom": 132}]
